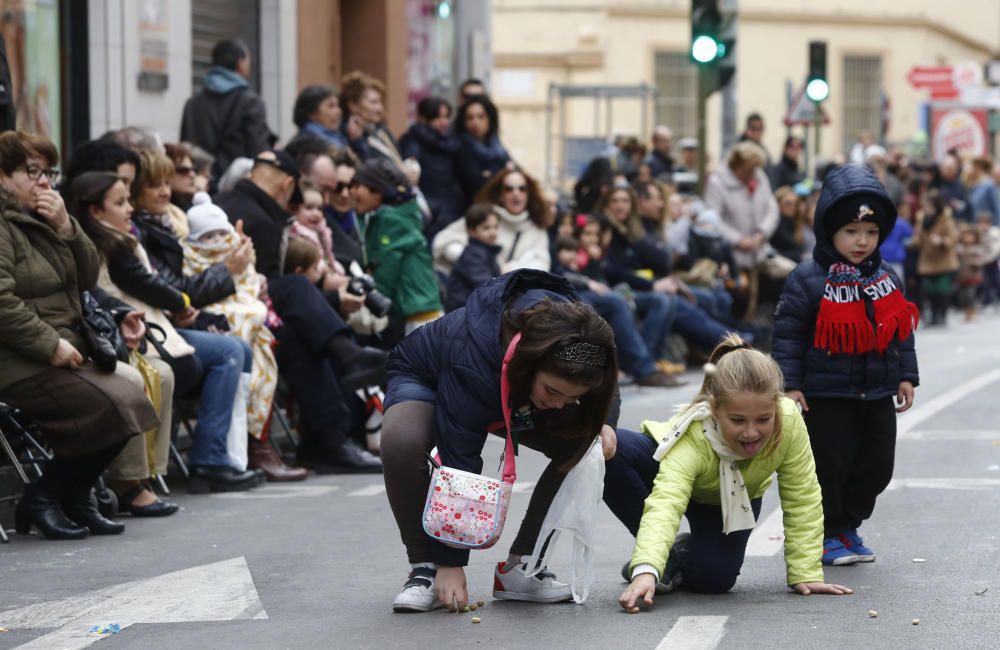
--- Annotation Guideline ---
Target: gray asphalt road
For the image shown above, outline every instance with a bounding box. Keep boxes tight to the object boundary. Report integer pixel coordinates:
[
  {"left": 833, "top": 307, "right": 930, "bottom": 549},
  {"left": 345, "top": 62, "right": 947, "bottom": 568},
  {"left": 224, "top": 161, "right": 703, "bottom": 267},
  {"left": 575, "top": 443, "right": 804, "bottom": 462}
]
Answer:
[{"left": 2, "top": 315, "right": 999, "bottom": 649}]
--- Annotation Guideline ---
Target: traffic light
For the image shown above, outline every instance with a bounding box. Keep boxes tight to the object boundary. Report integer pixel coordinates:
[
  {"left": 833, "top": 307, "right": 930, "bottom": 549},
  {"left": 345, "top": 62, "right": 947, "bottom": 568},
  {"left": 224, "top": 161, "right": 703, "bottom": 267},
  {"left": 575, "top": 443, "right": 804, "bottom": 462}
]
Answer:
[
  {"left": 690, "top": 0, "right": 736, "bottom": 93},
  {"left": 806, "top": 40, "right": 829, "bottom": 102}
]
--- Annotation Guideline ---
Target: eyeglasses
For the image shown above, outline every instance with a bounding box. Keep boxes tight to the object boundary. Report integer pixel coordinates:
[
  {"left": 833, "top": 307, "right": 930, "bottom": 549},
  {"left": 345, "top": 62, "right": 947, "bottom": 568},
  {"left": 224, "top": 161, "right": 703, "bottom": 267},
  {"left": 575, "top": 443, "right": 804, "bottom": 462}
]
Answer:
[
  {"left": 503, "top": 184, "right": 527, "bottom": 194},
  {"left": 21, "top": 165, "right": 60, "bottom": 183},
  {"left": 174, "top": 165, "right": 196, "bottom": 176}
]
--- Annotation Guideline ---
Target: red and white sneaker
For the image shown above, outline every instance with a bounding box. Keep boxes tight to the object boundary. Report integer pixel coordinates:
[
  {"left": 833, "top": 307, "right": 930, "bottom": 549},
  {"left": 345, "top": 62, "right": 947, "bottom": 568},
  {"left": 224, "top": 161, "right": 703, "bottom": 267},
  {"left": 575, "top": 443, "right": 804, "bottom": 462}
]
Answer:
[{"left": 492, "top": 561, "right": 573, "bottom": 603}]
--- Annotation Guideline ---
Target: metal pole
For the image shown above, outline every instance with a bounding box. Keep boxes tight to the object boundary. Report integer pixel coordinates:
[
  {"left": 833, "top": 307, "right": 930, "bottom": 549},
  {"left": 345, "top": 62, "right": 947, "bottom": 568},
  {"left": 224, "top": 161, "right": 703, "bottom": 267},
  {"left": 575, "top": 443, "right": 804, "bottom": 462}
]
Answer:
[
  {"left": 813, "top": 100, "right": 822, "bottom": 172},
  {"left": 696, "top": 68, "right": 709, "bottom": 195}
]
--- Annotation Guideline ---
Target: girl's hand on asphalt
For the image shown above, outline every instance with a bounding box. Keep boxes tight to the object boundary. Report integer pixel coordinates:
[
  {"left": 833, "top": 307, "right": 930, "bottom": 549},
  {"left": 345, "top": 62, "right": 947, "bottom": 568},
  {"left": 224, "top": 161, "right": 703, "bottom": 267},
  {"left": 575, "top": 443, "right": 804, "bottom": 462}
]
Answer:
[
  {"left": 792, "top": 582, "right": 853, "bottom": 595},
  {"left": 618, "top": 573, "right": 656, "bottom": 611},
  {"left": 436, "top": 566, "right": 468, "bottom": 612},
  {"left": 895, "top": 381, "right": 914, "bottom": 413},
  {"left": 785, "top": 390, "right": 809, "bottom": 412}
]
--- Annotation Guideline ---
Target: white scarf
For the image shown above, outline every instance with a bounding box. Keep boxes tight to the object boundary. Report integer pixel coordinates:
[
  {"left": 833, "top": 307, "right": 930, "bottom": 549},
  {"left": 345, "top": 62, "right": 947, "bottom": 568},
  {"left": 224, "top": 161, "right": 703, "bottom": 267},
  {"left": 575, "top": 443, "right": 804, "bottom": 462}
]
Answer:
[
  {"left": 492, "top": 205, "right": 530, "bottom": 228},
  {"left": 651, "top": 402, "right": 757, "bottom": 535}
]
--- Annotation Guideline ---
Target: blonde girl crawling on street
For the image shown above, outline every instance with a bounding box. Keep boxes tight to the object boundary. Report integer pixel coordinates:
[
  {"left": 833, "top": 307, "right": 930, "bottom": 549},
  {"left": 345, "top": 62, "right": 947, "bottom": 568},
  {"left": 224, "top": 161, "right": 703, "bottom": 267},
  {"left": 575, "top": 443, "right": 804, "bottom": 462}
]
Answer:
[{"left": 602, "top": 335, "right": 852, "bottom": 610}]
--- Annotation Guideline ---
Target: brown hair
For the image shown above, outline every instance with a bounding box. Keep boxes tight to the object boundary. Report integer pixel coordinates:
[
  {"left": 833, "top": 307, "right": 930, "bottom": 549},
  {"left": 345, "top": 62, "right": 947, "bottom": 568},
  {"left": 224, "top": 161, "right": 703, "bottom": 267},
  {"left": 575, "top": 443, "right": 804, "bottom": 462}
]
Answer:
[
  {"left": 633, "top": 180, "right": 671, "bottom": 227},
  {"left": 690, "top": 334, "right": 784, "bottom": 458},
  {"left": 502, "top": 299, "right": 618, "bottom": 469},
  {"left": 134, "top": 149, "right": 175, "bottom": 204},
  {"left": 465, "top": 202, "right": 498, "bottom": 231},
  {"left": 774, "top": 185, "right": 805, "bottom": 245},
  {"left": 598, "top": 185, "right": 646, "bottom": 243},
  {"left": 164, "top": 142, "right": 193, "bottom": 167},
  {"left": 555, "top": 234, "right": 579, "bottom": 253},
  {"left": 68, "top": 171, "right": 138, "bottom": 259},
  {"left": 284, "top": 235, "right": 321, "bottom": 275},
  {"left": 475, "top": 167, "right": 548, "bottom": 228},
  {"left": 0, "top": 131, "right": 59, "bottom": 175},
  {"left": 339, "top": 70, "right": 386, "bottom": 116}
]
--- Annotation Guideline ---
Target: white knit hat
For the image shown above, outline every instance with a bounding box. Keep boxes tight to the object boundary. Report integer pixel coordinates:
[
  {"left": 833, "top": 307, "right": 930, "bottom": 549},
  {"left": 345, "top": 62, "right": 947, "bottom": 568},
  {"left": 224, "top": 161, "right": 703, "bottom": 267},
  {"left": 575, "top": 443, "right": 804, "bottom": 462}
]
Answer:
[{"left": 186, "top": 192, "right": 233, "bottom": 241}]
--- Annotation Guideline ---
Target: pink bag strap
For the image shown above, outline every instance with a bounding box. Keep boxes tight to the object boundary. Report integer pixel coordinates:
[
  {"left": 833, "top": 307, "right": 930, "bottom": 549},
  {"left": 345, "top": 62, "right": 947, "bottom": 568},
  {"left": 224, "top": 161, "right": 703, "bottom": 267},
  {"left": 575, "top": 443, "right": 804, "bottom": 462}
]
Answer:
[{"left": 499, "top": 332, "right": 520, "bottom": 484}]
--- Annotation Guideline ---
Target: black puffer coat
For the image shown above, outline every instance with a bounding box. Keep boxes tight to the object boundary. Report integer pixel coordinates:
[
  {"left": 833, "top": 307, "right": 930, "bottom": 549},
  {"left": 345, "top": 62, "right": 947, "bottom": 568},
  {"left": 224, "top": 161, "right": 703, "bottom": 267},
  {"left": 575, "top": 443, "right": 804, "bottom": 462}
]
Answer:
[
  {"left": 773, "top": 164, "right": 919, "bottom": 399},
  {"left": 399, "top": 123, "right": 464, "bottom": 228}
]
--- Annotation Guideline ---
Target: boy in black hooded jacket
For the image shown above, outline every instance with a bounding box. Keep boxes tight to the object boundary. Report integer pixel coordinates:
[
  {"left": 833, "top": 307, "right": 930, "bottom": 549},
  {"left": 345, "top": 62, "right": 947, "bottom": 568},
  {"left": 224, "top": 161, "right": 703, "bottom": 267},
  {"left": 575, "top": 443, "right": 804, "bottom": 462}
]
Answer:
[{"left": 773, "top": 164, "right": 920, "bottom": 567}]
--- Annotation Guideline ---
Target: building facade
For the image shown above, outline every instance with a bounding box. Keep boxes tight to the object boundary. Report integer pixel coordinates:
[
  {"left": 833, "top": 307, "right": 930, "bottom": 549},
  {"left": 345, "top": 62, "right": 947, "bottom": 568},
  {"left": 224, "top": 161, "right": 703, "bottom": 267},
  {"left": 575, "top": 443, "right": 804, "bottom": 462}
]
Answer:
[
  {"left": 492, "top": 0, "right": 1000, "bottom": 183},
  {"left": 14, "top": 0, "right": 489, "bottom": 159}
]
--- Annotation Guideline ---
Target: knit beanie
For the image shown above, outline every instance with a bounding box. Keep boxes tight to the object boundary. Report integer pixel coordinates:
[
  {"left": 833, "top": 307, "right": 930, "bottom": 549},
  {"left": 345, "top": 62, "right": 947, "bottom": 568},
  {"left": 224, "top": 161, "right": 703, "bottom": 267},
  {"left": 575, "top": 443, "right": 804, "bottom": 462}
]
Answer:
[
  {"left": 692, "top": 207, "right": 722, "bottom": 237},
  {"left": 186, "top": 192, "right": 233, "bottom": 241},
  {"left": 353, "top": 159, "right": 413, "bottom": 205},
  {"left": 822, "top": 192, "right": 895, "bottom": 245}
]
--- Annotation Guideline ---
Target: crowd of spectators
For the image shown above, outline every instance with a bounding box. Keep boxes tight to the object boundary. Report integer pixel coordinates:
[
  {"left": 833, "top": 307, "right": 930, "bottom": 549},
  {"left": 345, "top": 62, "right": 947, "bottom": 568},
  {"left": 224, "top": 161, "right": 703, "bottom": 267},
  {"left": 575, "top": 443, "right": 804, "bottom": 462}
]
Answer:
[{"left": 2, "top": 36, "right": 997, "bottom": 541}]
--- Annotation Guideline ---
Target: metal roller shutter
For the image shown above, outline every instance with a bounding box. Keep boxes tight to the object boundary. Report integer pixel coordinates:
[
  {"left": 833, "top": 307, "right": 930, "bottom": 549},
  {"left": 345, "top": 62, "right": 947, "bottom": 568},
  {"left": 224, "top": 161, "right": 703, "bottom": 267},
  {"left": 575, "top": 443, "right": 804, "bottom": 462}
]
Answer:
[{"left": 191, "top": 0, "right": 261, "bottom": 92}]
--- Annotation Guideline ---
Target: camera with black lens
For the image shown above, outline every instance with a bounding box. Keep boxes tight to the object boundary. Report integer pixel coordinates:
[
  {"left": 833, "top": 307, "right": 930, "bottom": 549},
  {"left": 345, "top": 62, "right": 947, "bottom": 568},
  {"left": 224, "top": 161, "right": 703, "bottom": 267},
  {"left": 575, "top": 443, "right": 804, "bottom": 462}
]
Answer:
[{"left": 346, "top": 261, "right": 393, "bottom": 318}]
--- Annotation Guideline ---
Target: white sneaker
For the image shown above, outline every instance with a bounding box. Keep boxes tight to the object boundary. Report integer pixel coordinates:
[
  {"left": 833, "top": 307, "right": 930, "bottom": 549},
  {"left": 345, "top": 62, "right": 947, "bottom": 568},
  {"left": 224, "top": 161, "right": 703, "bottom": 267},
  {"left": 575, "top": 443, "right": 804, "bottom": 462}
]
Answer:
[
  {"left": 492, "top": 561, "right": 573, "bottom": 603},
  {"left": 392, "top": 567, "right": 442, "bottom": 612}
]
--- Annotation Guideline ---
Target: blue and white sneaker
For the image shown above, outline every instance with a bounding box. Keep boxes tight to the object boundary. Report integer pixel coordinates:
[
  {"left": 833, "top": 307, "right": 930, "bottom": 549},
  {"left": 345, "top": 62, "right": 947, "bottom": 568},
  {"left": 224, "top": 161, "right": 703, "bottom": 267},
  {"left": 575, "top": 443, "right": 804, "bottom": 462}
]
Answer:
[
  {"left": 822, "top": 536, "right": 861, "bottom": 566},
  {"left": 838, "top": 529, "right": 876, "bottom": 562}
]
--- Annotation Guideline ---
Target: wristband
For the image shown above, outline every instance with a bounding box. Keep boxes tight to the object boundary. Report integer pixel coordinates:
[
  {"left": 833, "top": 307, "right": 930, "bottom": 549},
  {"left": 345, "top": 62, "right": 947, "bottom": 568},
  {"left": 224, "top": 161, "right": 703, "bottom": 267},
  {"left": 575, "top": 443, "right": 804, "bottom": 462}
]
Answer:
[{"left": 181, "top": 292, "right": 192, "bottom": 309}]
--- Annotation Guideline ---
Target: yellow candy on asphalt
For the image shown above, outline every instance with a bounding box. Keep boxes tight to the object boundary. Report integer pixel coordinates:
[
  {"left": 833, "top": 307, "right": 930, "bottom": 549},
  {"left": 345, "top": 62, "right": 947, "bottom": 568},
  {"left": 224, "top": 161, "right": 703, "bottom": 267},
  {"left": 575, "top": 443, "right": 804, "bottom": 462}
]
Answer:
[
  {"left": 470, "top": 604, "right": 477, "bottom": 611},
  {"left": 472, "top": 617, "right": 481, "bottom": 624},
  {"left": 627, "top": 607, "right": 640, "bottom": 614},
  {"left": 477, "top": 600, "right": 485, "bottom": 607}
]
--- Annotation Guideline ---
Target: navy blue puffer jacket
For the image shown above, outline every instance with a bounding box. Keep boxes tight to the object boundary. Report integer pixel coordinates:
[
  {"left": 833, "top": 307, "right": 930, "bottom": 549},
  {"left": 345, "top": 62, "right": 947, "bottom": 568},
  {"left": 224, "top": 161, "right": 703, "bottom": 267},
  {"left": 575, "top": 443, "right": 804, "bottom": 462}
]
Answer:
[
  {"left": 386, "top": 269, "right": 620, "bottom": 566},
  {"left": 773, "top": 165, "right": 919, "bottom": 400}
]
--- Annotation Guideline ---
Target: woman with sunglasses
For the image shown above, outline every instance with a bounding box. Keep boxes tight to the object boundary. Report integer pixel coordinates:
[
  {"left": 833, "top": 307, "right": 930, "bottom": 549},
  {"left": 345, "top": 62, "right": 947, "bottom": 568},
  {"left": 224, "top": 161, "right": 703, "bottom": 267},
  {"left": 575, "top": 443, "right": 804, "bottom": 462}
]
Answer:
[
  {"left": 165, "top": 142, "right": 199, "bottom": 215},
  {"left": 433, "top": 168, "right": 551, "bottom": 276}
]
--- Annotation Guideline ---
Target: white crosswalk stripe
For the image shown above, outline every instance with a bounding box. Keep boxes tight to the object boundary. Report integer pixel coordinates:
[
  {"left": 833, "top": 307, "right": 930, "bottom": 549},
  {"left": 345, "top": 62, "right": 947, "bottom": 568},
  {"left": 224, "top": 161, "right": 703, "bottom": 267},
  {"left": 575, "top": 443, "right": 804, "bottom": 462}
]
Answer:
[
  {"left": 347, "top": 484, "right": 386, "bottom": 497},
  {"left": 654, "top": 616, "right": 728, "bottom": 650}
]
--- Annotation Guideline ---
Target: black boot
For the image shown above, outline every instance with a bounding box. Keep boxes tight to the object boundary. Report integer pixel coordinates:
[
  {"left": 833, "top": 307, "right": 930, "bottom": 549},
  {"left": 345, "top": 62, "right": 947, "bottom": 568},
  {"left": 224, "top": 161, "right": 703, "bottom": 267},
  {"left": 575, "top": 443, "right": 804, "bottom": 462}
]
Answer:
[
  {"left": 15, "top": 484, "right": 89, "bottom": 540},
  {"left": 327, "top": 334, "right": 388, "bottom": 390},
  {"left": 62, "top": 485, "right": 125, "bottom": 535},
  {"left": 187, "top": 465, "right": 260, "bottom": 494}
]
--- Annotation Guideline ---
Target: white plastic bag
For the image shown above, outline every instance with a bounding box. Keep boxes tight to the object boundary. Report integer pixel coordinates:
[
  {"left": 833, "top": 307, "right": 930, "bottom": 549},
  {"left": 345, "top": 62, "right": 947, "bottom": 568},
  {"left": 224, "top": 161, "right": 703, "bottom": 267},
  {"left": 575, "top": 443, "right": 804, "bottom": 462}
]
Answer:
[
  {"left": 226, "top": 372, "right": 250, "bottom": 471},
  {"left": 522, "top": 438, "right": 605, "bottom": 604}
]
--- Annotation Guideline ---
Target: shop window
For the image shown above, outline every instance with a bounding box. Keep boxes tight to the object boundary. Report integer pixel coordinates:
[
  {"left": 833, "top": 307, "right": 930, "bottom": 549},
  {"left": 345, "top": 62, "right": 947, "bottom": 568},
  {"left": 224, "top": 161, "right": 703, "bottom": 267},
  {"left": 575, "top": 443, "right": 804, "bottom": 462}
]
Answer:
[
  {"left": 653, "top": 51, "right": 697, "bottom": 140},
  {"left": 842, "top": 55, "right": 882, "bottom": 153}
]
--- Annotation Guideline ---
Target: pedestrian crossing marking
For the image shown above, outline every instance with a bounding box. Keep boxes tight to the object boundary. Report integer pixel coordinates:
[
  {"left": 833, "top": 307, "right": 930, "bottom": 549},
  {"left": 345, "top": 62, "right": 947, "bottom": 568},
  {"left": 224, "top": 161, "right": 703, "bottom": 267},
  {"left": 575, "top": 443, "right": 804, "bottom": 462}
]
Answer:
[
  {"left": 212, "top": 485, "right": 339, "bottom": 499},
  {"left": 887, "top": 477, "right": 1000, "bottom": 490},
  {"left": 655, "top": 615, "right": 728, "bottom": 650},
  {"left": 348, "top": 484, "right": 386, "bottom": 497}
]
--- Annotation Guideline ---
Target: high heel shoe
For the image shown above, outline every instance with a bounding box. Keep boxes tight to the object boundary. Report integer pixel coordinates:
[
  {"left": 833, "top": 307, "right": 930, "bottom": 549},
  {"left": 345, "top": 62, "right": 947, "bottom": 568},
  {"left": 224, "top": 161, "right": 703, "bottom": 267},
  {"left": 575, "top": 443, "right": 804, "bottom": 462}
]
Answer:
[
  {"left": 14, "top": 485, "right": 89, "bottom": 540},
  {"left": 62, "top": 486, "right": 125, "bottom": 535}
]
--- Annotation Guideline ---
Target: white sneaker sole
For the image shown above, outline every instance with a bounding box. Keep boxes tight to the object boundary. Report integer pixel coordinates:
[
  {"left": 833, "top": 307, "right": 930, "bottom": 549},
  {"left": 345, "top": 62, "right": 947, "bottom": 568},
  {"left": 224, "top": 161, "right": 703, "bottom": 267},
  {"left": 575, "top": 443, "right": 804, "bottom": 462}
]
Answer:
[
  {"left": 852, "top": 554, "right": 876, "bottom": 563},
  {"left": 824, "top": 554, "right": 861, "bottom": 566},
  {"left": 492, "top": 590, "right": 573, "bottom": 603},
  {"left": 392, "top": 599, "right": 442, "bottom": 613}
]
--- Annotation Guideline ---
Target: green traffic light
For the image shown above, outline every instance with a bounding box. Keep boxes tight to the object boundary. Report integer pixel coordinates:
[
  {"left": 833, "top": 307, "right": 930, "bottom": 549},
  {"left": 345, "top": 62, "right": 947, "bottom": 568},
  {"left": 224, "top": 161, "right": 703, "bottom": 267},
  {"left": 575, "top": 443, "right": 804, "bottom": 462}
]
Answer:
[
  {"left": 805, "top": 78, "right": 829, "bottom": 102},
  {"left": 692, "top": 35, "right": 720, "bottom": 63}
]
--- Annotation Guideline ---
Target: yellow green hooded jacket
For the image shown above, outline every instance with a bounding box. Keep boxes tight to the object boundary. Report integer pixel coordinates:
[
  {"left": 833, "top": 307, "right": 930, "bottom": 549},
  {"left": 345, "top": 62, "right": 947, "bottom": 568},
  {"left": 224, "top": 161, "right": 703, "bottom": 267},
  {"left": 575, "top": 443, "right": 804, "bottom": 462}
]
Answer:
[{"left": 630, "top": 396, "right": 824, "bottom": 586}]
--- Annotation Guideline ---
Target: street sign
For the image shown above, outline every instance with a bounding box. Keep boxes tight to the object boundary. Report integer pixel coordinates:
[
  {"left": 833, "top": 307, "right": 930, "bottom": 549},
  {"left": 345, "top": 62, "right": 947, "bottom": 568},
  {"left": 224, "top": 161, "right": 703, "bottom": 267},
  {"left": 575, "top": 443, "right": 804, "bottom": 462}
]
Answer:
[
  {"left": 908, "top": 62, "right": 983, "bottom": 100},
  {"left": 783, "top": 86, "right": 830, "bottom": 126},
  {"left": 907, "top": 65, "right": 954, "bottom": 89}
]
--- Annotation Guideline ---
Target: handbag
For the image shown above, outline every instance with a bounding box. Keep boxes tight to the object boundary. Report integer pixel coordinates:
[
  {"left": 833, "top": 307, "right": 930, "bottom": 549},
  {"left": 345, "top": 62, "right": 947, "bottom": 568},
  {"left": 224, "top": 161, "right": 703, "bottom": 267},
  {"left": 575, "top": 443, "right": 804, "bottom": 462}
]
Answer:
[
  {"left": 78, "top": 291, "right": 129, "bottom": 373},
  {"left": 421, "top": 333, "right": 520, "bottom": 550}
]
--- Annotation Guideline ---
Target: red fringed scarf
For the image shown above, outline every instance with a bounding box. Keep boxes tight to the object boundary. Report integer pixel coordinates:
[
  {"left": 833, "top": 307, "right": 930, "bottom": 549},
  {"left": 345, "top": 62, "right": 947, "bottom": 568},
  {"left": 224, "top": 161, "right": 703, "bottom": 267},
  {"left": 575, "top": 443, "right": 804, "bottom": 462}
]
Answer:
[{"left": 815, "top": 263, "right": 920, "bottom": 354}]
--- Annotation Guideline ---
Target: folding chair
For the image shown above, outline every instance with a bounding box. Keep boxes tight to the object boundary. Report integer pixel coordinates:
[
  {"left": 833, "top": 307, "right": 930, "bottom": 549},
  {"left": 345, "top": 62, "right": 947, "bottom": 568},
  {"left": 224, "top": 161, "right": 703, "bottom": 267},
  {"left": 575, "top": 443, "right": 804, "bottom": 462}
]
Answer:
[{"left": 0, "top": 403, "right": 52, "bottom": 543}]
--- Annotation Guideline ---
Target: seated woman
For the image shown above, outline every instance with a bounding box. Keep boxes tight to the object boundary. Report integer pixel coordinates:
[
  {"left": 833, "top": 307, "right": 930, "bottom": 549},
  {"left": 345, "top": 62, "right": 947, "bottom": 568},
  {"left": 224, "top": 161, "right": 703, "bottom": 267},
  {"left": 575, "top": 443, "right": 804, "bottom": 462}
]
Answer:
[
  {"left": 352, "top": 159, "right": 443, "bottom": 345},
  {"left": 164, "top": 142, "right": 200, "bottom": 215},
  {"left": 74, "top": 170, "right": 260, "bottom": 494},
  {"left": 433, "top": 167, "right": 551, "bottom": 275},
  {"left": 132, "top": 150, "right": 297, "bottom": 481},
  {"left": 453, "top": 95, "right": 510, "bottom": 209},
  {"left": 605, "top": 336, "right": 852, "bottom": 609},
  {"left": 0, "top": 131, "right": 158, "bottom": 539},
  {"left": 382, "top": 270, "right": 618, "bottom": 612}
]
